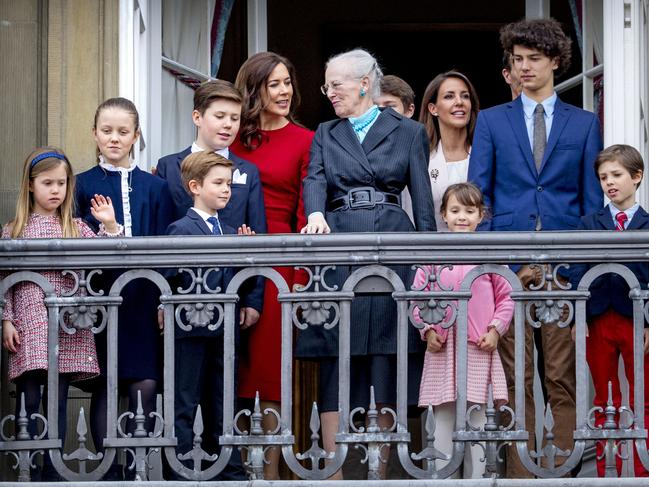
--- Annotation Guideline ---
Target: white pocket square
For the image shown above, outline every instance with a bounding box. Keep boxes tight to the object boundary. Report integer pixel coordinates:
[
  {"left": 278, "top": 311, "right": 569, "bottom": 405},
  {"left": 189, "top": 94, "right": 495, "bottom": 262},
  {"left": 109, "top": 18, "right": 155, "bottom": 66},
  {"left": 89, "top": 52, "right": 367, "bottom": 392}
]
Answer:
[{"left": 233, "top": 169, "right": 247, "bottom": 184}]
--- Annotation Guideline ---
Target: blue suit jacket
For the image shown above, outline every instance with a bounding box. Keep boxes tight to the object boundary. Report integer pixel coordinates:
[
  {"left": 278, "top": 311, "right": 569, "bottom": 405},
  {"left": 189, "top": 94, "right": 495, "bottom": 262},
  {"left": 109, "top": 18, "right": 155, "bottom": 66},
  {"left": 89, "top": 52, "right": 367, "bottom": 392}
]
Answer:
[
  {"left": 468, "top": 96, "right": 603, "bottom": 231},
  {"left": 158, "top": 147, "right": 265, "bottom": 312},
  {"left": 569, "top": 205, "right": 649, "bottom": 321},
  {"left": 157, "top": 147, "right": 267, "bottom": 233},
  {"left": 166, "top": 209, "right": 243, "bottom": 338}
]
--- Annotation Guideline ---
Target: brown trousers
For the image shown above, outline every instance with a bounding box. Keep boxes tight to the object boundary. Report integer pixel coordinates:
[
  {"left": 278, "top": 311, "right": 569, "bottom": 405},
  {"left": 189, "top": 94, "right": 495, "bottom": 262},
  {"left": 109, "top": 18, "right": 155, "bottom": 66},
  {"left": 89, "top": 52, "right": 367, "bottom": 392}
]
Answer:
[{"left": 499, "top": 265, "right": 576, "bottom": 478}]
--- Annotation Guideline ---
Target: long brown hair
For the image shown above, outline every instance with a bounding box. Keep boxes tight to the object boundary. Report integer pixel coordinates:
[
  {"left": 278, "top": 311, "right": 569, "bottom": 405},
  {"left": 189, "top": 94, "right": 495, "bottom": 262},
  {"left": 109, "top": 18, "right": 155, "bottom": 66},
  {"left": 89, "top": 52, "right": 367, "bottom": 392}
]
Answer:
[
  {"left": 10, "top": 147, "right": 78, "bottom": 238},
  {"left": 418, "top": 71, "right": 479, "bottom": 154},
  {"left": 235, "top": 52, "right": 302, "bottom": 151}
]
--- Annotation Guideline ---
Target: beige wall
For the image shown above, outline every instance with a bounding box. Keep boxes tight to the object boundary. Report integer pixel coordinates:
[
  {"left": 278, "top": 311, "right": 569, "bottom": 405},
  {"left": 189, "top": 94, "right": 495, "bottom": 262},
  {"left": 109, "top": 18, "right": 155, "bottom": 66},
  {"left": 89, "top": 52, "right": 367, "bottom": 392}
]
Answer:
[
  {"left": 0, "top": 0, "right": 118, "bottom": 226},
  {"left": 47, "top": 0, "right": 119, "bottom": 173},
  {"left": 0, "top": 0, "right": 46, "bottom": 225}
]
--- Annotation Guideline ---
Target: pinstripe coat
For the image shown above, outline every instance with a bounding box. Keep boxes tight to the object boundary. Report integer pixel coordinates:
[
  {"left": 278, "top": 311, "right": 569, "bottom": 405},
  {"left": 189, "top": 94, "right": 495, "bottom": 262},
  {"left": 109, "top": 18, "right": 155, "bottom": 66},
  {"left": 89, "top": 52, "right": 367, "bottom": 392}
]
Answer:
[{"left": 297, "top": 108, "right": 436, "bottom": 358}]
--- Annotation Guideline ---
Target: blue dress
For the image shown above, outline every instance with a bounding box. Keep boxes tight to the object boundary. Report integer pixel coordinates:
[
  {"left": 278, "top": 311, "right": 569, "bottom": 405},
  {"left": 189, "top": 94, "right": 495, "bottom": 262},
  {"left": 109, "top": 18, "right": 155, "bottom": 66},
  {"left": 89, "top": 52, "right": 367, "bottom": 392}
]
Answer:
[{"left": 75, "top": 164, "right": 173, "bottom": 382}]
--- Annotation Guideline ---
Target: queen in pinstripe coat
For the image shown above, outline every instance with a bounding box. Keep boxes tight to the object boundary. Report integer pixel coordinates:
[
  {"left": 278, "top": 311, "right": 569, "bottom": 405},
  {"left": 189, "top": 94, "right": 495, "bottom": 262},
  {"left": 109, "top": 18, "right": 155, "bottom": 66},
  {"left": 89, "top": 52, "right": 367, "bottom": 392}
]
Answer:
[{"left": 298, "top": 49, "right": 435, "bottom": 470}]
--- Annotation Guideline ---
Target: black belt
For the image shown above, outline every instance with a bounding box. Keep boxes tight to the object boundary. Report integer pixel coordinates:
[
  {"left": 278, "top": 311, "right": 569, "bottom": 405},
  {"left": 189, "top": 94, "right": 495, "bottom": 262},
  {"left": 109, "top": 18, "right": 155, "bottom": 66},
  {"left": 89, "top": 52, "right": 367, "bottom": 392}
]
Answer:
[{"left": 329, "top": 187, "right": 401, "bottom": 211}]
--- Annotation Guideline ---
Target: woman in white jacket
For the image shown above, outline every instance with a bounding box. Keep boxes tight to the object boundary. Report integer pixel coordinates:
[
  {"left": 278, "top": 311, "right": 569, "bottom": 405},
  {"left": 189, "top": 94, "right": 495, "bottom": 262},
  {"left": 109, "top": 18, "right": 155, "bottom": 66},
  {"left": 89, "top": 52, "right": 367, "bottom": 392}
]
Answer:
[{"left": 402, "top": 71, "right": 479, "bottom": 229}]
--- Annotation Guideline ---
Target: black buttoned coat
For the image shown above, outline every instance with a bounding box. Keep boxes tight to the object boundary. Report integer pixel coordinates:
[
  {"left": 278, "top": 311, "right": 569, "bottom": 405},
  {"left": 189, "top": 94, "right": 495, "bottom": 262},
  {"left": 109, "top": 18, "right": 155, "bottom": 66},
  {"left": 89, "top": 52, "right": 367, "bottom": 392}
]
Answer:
[{"left": 297, "top": 108, "right": 436, "bottom": 358}]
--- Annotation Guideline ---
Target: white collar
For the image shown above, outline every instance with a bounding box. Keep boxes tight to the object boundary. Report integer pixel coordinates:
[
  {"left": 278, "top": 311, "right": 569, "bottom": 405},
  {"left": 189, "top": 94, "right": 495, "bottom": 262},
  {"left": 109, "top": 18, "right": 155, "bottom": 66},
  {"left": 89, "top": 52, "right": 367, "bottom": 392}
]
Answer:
[
  {"left": 191, "top": 142, "right": 229, "bottom": 159},
  {"left": 98, "top": 155, "right": 137, "bottom": 172}
]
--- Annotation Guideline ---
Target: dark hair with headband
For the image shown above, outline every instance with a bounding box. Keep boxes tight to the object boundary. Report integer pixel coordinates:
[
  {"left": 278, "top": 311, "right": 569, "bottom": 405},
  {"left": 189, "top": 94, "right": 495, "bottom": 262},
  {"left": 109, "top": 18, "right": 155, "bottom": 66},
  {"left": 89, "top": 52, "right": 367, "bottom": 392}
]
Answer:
[
  {"left": 10, "top": 147, "right": 78, "bottom": 238},
  {"left": 29, "top": 151, "right": 69, "bottom": 173}
]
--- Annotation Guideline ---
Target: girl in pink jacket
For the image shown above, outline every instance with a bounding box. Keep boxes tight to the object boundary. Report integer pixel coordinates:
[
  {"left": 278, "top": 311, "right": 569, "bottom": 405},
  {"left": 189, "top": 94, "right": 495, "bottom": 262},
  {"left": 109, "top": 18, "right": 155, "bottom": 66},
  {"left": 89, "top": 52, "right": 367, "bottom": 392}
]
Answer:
[{"left": 413, "top": 183, "right": 514, "bottom": 478}]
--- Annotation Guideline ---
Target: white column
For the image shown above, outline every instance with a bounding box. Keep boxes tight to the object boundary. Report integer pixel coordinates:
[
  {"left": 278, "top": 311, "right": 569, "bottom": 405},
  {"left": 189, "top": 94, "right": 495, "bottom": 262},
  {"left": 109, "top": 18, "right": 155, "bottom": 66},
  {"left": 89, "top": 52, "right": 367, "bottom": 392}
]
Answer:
[
  {"left": 119, "top": 0, "right": 135, "bottom": 101},
  {"left": 247, "top": 0, "right": 267, "bottom": 56},
  {"left": 148, "top": 0, "right": 162, "bottom": 170},
  {"left": 603, "top": 0, "right": 646, "bottom": 205}
]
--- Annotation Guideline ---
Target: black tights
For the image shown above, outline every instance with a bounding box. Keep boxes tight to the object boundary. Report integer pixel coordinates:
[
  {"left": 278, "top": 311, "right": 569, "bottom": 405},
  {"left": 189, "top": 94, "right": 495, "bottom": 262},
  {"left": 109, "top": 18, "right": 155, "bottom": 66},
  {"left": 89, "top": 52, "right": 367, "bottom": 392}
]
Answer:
[
  {"left": 89, "top": 378, "right": 157, "bottom": 452},
  {"left": 14, "top": 370, "right": 71, "bottom": 441}
]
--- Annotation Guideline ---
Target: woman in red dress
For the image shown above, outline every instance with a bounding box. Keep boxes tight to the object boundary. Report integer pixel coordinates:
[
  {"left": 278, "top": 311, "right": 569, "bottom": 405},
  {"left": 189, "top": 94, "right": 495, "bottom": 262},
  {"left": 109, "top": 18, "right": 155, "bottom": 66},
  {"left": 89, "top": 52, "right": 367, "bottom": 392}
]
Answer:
[{"left": 231, "top": 51, "right": 313, "bottom": 479}]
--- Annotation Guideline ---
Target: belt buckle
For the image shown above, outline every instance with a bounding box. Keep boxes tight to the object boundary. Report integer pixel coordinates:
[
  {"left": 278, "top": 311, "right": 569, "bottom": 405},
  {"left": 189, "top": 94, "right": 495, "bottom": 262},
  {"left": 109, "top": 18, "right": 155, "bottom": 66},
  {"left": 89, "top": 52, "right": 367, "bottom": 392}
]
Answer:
[{"left": 348, "top": 187, "right": 376, "bottom": 209}]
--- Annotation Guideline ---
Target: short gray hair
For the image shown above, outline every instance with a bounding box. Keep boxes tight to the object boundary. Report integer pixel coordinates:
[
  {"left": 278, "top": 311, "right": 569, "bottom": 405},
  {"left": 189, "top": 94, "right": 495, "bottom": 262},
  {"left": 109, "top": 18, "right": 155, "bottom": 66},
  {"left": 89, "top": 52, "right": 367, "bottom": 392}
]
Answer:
[{"left": 326, "top": 48, "right": 383, "bottom": 99}]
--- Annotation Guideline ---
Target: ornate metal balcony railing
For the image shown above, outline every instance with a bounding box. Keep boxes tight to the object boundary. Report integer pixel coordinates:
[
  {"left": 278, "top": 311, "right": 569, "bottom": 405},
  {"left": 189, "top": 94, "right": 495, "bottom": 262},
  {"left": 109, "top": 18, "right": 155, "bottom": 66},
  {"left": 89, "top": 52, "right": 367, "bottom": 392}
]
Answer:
[{"left": 1, "top": 231, "right": 649, "bottom": 484}]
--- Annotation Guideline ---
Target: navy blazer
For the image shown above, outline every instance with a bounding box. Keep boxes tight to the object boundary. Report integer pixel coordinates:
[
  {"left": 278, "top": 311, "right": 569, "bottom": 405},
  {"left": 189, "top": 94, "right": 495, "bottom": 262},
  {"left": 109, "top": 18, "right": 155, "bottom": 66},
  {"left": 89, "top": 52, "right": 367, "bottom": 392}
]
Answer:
[
  {"left": 570, "top": 205, "right": 649, "bottom": 321},
  {"left": 157, "top": 147, "right": 267, "bottom": 233},
  {"left": 157, "top": 147, "right": 265, "bottom": 311},
  {"left": 468, "top": 96, "right": 603, "bottom": 231},
  {"left": 166, "top": 209, "right": 241, "bottom": 338}
]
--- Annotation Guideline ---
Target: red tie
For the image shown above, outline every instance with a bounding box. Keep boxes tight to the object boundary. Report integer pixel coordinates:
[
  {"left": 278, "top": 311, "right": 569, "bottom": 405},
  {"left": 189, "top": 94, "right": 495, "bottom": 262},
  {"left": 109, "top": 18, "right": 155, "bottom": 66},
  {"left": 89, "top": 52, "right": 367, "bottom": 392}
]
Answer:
[{"left": 615, "top": 211, "right": 628, "bottom": 231}]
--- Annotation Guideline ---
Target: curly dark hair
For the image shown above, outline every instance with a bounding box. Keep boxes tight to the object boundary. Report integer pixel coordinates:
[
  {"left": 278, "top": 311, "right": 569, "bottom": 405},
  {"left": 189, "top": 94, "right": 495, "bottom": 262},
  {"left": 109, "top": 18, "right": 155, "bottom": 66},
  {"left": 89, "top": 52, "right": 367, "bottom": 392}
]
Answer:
[{"left": 500, "top": 18, "right": 572, "bottom": 76}]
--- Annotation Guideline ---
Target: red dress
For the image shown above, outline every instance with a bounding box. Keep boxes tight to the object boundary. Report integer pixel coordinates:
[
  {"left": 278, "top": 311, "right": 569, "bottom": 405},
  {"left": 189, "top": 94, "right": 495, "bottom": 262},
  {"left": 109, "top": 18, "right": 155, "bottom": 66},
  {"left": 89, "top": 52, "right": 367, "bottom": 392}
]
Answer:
[{"left": 231, "top": 122, "right": 313, "bottom": 401}]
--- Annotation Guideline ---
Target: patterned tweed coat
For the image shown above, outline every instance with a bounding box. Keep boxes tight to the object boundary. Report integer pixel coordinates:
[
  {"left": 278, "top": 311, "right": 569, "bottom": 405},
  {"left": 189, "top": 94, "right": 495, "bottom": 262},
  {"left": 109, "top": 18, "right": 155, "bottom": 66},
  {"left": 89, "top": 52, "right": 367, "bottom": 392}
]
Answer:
[{"left": 2, "top": 214, "right": 101, "bottom": 381}]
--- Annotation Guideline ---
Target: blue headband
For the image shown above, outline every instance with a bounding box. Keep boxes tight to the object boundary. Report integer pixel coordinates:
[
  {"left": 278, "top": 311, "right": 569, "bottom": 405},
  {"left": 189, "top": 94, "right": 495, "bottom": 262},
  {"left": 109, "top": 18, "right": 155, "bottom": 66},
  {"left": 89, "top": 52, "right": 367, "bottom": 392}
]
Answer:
[{"left": 30, "top": 152, "right": 67, "bottom": 169}]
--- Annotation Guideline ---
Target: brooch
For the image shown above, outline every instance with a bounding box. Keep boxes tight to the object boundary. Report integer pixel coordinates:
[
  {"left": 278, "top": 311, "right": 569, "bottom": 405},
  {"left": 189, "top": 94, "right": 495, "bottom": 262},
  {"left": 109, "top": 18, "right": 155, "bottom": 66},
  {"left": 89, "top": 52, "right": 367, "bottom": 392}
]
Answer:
[{"left": 430, "top": 168, "right": 439, "bottom": 182}]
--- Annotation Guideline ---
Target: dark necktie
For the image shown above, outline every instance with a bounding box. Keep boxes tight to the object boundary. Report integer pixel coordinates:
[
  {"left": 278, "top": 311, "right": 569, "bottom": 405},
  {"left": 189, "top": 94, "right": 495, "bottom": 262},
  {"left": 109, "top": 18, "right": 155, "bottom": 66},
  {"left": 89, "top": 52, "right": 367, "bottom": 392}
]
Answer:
[
  {"left": 615, "top": 211, "right": 628, "bottom": 231},
  {"left": 206, "top": 216, "right": 223, "bottom": 235},
  {"left": 533, "top": 103, "right": 546, "bottom": 172}
]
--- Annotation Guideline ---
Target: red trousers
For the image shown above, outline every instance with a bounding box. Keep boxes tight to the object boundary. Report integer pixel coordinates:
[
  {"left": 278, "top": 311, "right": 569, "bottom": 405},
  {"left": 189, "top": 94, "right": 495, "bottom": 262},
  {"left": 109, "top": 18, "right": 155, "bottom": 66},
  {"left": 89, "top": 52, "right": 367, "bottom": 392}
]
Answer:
[{"left": 587, "top": 308, "right": 649, "bottom": 477}]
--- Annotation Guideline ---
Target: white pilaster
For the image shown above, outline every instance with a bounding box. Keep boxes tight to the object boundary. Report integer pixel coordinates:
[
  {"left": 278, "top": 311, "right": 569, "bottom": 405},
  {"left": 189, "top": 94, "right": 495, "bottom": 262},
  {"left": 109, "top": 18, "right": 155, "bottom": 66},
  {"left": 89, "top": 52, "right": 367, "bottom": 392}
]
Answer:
[
  {"left": 119, "top": 0, "right": 135, "bottom": 101},
  {"left": 247, "top": 0, "right": 267, "bottom": 56},
  {"left": 525, "top": 0, "right": 550, "bottom": 19},
  {"left": 603, "top": 0, "right": 646, "bottom": 205}
]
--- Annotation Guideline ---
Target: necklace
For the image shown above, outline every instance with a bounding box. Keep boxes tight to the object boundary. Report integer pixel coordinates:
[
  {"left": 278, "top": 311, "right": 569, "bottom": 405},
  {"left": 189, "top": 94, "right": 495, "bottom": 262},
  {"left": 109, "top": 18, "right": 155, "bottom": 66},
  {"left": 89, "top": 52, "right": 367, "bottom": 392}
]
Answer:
[{"left": 351, "top": 105, "right": 380, "bottom": 133}]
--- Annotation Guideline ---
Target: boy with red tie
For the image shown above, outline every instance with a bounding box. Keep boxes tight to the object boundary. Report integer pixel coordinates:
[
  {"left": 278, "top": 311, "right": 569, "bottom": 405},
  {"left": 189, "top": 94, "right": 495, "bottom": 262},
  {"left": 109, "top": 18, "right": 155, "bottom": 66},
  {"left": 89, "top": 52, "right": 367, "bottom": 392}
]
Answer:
[{"left": 571, "top": 144, "right": 649, "bottom": 477}]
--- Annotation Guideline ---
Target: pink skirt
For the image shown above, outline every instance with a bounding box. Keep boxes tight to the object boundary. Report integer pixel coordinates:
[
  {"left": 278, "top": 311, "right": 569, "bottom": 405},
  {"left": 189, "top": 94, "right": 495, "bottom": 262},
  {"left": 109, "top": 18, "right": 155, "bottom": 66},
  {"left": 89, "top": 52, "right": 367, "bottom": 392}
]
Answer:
[{"left": 419, "top": 325, "right": 508, "bottom": 407}]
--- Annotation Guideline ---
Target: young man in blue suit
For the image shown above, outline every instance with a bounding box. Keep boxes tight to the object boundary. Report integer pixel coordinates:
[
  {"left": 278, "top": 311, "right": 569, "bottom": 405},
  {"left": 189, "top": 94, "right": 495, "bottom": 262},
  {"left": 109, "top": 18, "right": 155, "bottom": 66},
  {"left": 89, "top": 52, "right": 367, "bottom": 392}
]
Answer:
[
  {"left": 468, "top": 18, "right": 603, "bottom": 478},
  {"left": 165, "top": 151, "right": 252, "bottom": 480},
  {"left": 157, "top": 80, "right": 266, "bottom": 328}
]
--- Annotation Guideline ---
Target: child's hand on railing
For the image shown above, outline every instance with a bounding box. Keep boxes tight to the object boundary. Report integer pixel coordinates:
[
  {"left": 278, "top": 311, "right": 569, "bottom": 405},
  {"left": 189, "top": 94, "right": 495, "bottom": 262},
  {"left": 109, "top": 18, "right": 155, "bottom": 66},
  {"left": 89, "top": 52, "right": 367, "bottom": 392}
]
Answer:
[
  {"left": 237, "top": 224, "right": 256, "bottom": 236},
  {"left": 477, "top": 327, "right": 500, "bottom": 352},
  {"left": 425, "top": 328, "right": 443, "bottom": 353},
  {"left": 2, "top": 320, "right": 20, "bottom": 352},
  {"left": 157, "top": 309, "right": 164, "bottom": 335},
  {"left": 240, "top": 307, "right": 260, "bottom": 329},
  {"left": 570, "top": 325, "right": 589, "bottom": 342}
]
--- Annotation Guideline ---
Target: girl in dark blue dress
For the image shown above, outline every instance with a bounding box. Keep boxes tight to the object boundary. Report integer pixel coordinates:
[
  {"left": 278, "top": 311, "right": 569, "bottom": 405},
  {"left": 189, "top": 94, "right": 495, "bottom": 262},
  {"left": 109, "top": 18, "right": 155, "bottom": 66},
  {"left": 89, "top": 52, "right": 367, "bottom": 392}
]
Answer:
[{"left": 75, "top": 97, "right": 173, "bottom": 454}]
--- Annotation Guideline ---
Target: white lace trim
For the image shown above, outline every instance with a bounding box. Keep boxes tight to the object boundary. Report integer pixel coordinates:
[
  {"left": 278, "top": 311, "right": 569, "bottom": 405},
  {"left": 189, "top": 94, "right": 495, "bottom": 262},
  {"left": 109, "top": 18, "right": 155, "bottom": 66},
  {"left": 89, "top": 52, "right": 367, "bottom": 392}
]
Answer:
[{"left": 98, "top": 156, "right": 136, "bottom": 237}]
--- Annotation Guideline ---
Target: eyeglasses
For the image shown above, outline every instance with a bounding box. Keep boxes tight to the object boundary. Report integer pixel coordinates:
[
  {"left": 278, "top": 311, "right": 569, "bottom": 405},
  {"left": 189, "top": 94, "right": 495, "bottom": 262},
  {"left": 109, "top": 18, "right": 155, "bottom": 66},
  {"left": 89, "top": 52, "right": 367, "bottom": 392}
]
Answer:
[
  {"left": 320, "top": 63, "right": 378, "bottom": 96},
  {"left": 320, "top": 80, "right": 347, "bottom": 96}
]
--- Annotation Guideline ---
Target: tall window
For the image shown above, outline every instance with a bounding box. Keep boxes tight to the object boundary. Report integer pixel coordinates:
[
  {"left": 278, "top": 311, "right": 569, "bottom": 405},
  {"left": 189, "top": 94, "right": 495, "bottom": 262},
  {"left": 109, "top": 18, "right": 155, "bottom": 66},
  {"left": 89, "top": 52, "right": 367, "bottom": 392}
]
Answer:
[
  {"left": 552, "top": 0, "right": 604, "bottom": 118},
  {"left": 120, "top": 0, "right": 238, "bottom": 170}
]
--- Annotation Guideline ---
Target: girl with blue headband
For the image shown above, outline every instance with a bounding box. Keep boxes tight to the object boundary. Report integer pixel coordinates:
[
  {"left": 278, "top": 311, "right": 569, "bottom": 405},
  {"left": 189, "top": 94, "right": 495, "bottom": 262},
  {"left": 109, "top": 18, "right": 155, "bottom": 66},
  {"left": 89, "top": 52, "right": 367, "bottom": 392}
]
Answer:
[{"left": 2, "top": 146, "right": 121, "bottom": 479}]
